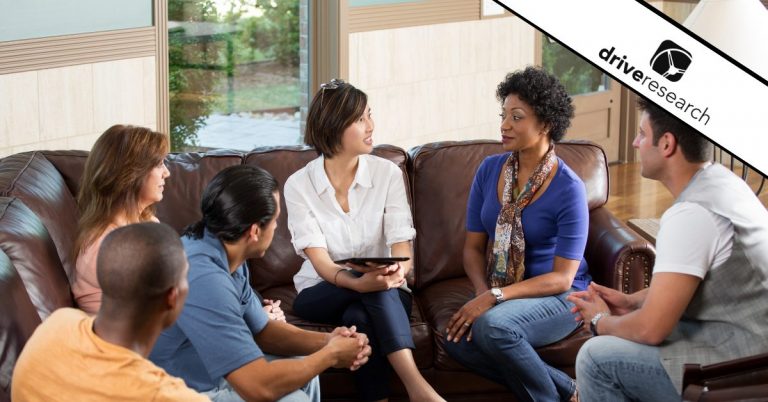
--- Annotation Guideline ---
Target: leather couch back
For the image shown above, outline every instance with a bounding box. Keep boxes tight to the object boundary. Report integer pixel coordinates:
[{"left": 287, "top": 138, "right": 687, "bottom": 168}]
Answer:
[
  {"left": 244, "top": 145, "right": 412, "bottom": 291},
  {"left": 0, "top": 197, "right": 73, "bottom": 319},
  {"left": 0, "top": 152, "right": 81, "bottom": 280},
  {"left": 243, "top": 146, "right": 317, "bottom": 292},
  {"left": 38, "top": 151, "right": 89, "bottom": 200},
  {"left": 155, "top": 151, "right": 244, "bottom": 233},
  {"left": 410, "top": 140, "right": 608, "bottom": 288}
]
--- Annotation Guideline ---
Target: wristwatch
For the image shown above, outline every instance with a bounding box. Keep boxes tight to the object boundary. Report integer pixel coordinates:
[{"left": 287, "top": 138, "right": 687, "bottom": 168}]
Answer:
[
  {"left": 490, "top": 287, "right": 505, "bottom": 305},
  {"left": 590, "top": 312, "right": 610, "bottom": 336}
]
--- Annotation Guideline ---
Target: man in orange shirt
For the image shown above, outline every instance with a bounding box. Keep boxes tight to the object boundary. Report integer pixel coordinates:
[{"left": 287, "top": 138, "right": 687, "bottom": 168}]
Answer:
[{"left": 12, "top": 222, "right": 208, "bottom": 401}]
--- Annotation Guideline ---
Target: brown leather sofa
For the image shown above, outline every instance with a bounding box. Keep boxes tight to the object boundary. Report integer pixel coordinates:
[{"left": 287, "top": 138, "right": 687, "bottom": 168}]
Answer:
[
  {"left": 0, "top": 140, "right": 654, "bottom": 402},
  {"left": 682, "top": 352, "right": 768, "bottom": 401}
]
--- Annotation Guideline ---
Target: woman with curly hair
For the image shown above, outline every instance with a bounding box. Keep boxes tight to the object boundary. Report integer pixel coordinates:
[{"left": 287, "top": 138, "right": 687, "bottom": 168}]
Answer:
[
  {"left": 444, "top": 66, "right": 590, "bottom": 402},
  {"left": 72, "top": 125, "right": 170, "bottom": 314}
]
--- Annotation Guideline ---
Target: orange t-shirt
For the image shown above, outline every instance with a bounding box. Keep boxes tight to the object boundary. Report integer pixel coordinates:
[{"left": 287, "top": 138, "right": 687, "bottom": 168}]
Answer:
[{"left": 11, "top": 308, "right": 209, "bottom": 402}]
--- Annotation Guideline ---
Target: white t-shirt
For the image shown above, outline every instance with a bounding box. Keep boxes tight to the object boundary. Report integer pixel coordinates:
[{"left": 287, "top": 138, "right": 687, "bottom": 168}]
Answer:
[
  {"left": 284, "top": 154, "right": 416, "bottom": 293},
  {"left": 653, "top": 201, "right": 734, "bottom": 279}
]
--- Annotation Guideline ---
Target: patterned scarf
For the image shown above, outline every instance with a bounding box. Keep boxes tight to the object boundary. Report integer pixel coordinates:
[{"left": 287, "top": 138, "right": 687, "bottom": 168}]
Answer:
[{"left": 488, "top": 144, "right": 557, "bottom": 287}]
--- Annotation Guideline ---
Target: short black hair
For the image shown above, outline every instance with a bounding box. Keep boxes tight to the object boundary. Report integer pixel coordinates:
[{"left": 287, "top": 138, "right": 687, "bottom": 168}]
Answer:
[
  {"left": 305, "top": 79, "right": 368, "bottom": 158},
  {"left": 98, "top": 222, "right": 186, "bottom": 304},
  {"left": 184, "top": 165, "right": 279, "bottom": 242},
  {"left": 637, "top": 98, "right": 711, "bottom": 163},
  {"left": 496, "top": 66, "right": 574, "bottom": 142}
]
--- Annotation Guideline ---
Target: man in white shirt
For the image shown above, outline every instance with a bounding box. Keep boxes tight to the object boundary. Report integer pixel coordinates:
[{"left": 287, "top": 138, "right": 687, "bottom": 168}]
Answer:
[{"left": 569, "top": 98, "right": 768, "bottom": 401}]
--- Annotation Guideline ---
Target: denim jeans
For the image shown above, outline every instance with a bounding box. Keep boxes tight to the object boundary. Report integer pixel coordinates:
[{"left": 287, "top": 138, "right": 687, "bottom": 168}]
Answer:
[
  {"left": 202, "top": 355, "right": 321, "bottom": 402},
  {"left": 575, "top": 336, "right": 679, "bottom": 402},
  {"left": 444, "top": 290, "right": 579, "bottom": 402}
]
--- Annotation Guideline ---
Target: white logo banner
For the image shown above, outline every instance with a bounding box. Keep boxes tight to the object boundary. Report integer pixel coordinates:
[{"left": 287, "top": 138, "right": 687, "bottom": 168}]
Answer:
[{"left": 497, "top": 0, "right": 768, "bottom": 176}]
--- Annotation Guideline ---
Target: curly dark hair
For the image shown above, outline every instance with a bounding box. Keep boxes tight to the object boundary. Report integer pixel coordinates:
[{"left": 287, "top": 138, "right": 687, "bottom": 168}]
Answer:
[{"left": 496, "top": 66, "right": 574, "bottom": 142}]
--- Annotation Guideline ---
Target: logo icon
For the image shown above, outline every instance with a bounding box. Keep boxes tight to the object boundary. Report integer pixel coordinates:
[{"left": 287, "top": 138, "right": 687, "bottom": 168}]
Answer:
[{"left": 650, "top": 40, "right": 692, "bottom": 82}]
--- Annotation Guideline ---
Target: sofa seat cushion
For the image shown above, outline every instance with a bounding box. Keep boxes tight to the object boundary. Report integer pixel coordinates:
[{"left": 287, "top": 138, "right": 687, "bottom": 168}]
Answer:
[
  {"left": 417, "top": 277, "right": 591, "bottom": 371},
  {"left": 261, "top": 284, "right": 434, "bottom": 369}
]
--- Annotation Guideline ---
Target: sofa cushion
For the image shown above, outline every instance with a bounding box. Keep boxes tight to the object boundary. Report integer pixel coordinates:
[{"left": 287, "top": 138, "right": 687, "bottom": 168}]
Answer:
[
  {"left": 554, "top": 140, "right": 609, "bottom": 211},
  {"left": 409, "top": 141, "right": 502, "bottom": 289},
  {"left": 244, "top": 145, "right": 413, "bottom": 291},
  {"left": 155, "top": 151, "right": 244, "bottom": 234},
  {"left": 244, "top": 146, "right": 319, "bottom": 291},
  {"left": 416, "top": 278, "right": 473, "bottom": 371},
  {"left": 0, "top": 152, "right": 80, "bottom": 279},
  {"left": 39, "top": 150, "right": 89, "bottom": 199},
  {"left": 0, "top": 248, "right": 42, "bottom": 402},
  {"left": 0, "top": 198, "right": 73, "bottom": 319}
]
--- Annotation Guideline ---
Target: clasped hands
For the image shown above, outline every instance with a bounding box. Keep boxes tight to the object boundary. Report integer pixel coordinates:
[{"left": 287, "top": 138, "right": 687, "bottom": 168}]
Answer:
[
  {"left": 326, "top": 325, "right": 372, "bottom": 371},
  {"left": 262, "top": 299, "right": 286, "bottom": 322},
  {"left": 345, "top": 262, "right": 406, "bottom": 292},
  {"left": 567, "top": 282, "right": 634, "bottom": 325}
]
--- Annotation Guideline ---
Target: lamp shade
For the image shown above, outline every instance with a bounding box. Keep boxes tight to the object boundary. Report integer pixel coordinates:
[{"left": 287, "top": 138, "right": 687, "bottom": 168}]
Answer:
[{"left": 683, "top": 0, "right": 768, "bottom": 78}]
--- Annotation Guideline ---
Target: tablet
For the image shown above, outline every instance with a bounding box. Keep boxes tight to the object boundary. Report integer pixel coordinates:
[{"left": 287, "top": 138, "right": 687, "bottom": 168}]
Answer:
[{"left": 334, "top": 257, "right": 410, "bottom": 266}]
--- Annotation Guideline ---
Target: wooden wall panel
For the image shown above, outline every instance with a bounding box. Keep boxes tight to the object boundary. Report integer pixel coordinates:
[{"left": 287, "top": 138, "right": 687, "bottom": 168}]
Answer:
[
  {"left": 348, "top": 0, "right": 480, "bottom": 33},
  {"left": 0, "top": 28, "right": 155, "bottom": 75}
]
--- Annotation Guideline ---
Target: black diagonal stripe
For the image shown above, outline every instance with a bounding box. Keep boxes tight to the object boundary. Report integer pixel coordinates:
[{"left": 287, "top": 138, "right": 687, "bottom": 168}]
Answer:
[{"left": 492, "top": 0, "right": 768, "bottom": 179}]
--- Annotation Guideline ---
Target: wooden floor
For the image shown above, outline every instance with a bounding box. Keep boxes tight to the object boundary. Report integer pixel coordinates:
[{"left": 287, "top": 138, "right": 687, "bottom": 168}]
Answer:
[{"left": 604, "top": 162, "right": 768, "bottom": 223}]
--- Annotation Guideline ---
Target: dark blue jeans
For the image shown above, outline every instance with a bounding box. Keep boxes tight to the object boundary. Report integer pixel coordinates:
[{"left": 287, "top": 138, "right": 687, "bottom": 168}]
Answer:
[
  {"left": 444, "top": 290, "right": 579, "bottom": 402},
  {"left": 293, "top": 280, "right": 413, "bottom": 401}
]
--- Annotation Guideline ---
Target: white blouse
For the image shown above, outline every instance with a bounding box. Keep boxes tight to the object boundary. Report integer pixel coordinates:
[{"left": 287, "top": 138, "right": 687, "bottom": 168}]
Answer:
[{"left": 284, "top": 154, "right": 416, "bottom": 293}]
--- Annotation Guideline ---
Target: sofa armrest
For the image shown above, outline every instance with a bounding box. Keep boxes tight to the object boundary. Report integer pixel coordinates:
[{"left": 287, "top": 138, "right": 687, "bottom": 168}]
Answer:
[
  {"left": 585, "top": 207, "right": 655, "bottom": 294},
  {"left": 682, "top": 352, "right": 768, "bottom": 401}
]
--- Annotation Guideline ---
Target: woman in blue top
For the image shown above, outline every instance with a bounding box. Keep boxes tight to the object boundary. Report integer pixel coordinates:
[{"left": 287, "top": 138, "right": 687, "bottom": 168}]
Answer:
[{"left": 444, "top": 66, "right": 591, "bottom": 402}]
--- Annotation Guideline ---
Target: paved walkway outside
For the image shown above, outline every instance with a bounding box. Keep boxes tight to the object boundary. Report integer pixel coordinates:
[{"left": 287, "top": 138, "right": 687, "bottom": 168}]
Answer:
[{"left": 196, "top": 113, "right": 302, "bottom": 151}]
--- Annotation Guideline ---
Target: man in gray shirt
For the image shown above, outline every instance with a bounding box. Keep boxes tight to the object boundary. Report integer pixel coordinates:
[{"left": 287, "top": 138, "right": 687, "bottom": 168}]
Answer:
[{"left": 569, "top": 98, "right": 768, "bottom": 401}]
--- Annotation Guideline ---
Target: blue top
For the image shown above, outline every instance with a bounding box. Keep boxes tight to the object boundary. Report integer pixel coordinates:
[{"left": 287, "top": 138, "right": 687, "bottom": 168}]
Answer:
[
  {"left": 466, "top": 153, "right": 591, "bottom": 291},
  {"left": 149, "top": 229, "right": 269, "bottom": 392}
]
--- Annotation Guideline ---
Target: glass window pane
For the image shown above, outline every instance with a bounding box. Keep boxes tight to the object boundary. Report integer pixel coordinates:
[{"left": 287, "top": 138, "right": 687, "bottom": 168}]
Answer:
[
  {"left": 349, "top": 0, "right": 422, "bottom": 6},
  {"left": 169, "top": 0, "right": 303, "bottom": 152},
  {"left": 542, "top": 36, "right": 610, "bottom": 96},
  {"left": 0, "top": 0, "right": 152, "bottom": 42}
]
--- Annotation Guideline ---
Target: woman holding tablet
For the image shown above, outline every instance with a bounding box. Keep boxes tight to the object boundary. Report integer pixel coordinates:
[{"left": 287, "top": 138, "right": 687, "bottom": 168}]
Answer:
[{"left": 284, "top": 79, "right": 443, "bottom": 402}]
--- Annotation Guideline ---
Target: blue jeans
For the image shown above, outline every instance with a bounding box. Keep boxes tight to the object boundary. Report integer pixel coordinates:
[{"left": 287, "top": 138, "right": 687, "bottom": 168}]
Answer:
[
  {"left": 444, "top": 290, "right": 579, "bottom": 402},
  {"left": 202, "top": 355, "right": 321, "bottom": 402},
  {"left": 293, "top": 280, "right": 414, "bottom": 401},
  {"left": 576, "top": 336, "right": 679, "bottom": 402}
]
